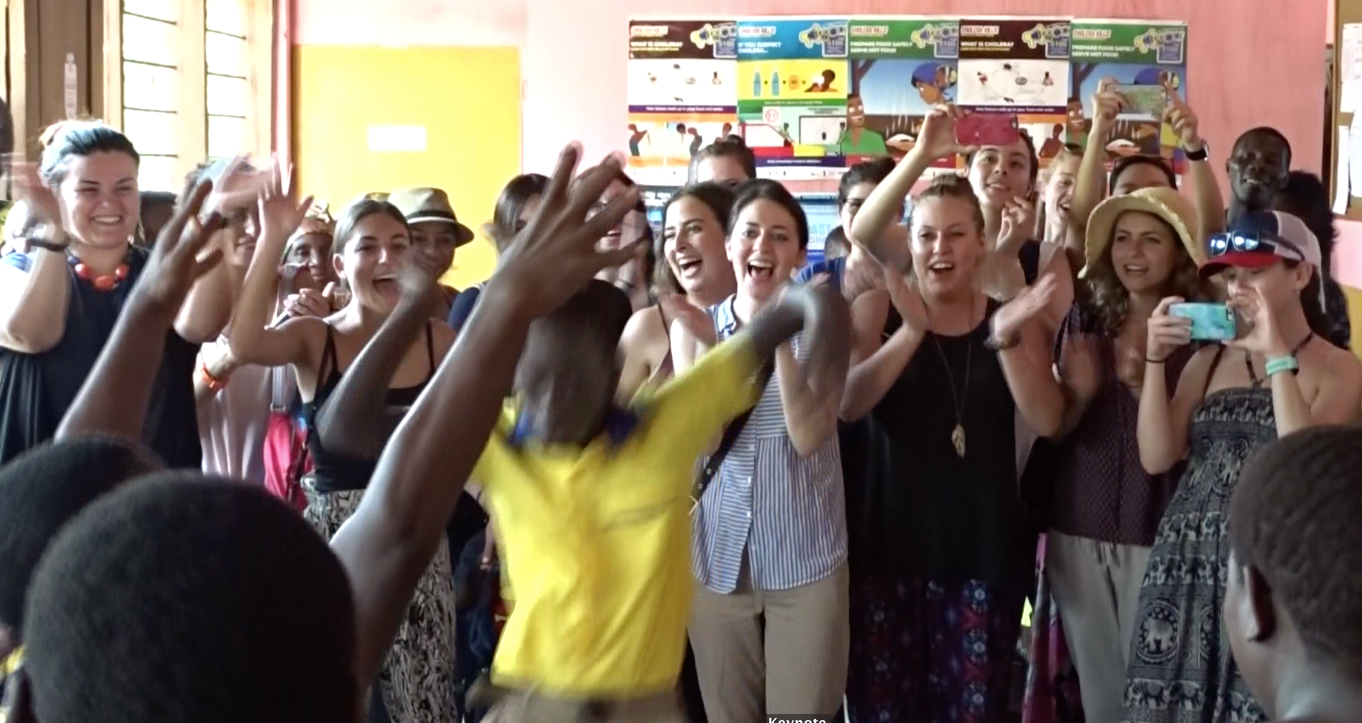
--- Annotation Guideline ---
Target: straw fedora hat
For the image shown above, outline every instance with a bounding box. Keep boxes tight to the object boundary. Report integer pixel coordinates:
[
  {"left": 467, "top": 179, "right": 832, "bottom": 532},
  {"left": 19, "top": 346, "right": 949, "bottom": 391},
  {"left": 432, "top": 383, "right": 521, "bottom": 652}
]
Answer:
[{"left": 1079, "top": 186, "right": 1205, "bottom": 278}]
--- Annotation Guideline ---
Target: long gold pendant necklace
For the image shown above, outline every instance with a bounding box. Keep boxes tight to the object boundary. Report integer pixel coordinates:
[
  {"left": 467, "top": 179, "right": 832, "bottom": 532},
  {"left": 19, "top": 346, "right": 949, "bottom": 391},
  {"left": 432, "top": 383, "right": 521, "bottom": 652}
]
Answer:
[{"left": 930, "top": 332, "right": 972, "bottom": 458}]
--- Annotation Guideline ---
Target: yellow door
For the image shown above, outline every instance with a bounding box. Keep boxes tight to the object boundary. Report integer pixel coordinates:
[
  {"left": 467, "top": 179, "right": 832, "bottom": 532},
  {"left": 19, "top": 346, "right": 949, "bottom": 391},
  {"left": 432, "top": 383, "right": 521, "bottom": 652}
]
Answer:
[{"left": 292, "top": 45, "right": 521, "bottom": 289}]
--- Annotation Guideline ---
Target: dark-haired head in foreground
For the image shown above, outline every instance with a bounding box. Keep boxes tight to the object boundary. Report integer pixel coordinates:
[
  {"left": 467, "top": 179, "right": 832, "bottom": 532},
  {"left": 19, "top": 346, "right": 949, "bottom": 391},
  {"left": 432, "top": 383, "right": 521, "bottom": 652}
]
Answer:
[
  {"left": 513, "top": 279, "right": 634, "bottom": 447},
  {"left": 0, "top": 437, "right": 162, "bottom": 651},
  {"left": 21, "top": 474, "right": 358, "bottom": 723},
  {"left": 1226, "top": 425, "right": 1362, "bottom": 723}
]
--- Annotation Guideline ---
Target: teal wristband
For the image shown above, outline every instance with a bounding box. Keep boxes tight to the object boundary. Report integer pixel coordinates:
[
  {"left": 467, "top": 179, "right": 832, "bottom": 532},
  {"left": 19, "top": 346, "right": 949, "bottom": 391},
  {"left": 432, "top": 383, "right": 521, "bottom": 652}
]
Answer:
[{"left": 1264, "top": 355, "right": 1300, "bottom": 377}]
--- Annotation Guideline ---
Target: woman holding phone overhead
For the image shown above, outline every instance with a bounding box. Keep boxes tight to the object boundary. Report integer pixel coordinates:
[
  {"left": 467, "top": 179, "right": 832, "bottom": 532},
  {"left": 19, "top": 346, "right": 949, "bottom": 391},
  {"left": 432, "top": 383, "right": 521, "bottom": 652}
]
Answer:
[
  {"left": 1126, "top": 210, "right": 1362, "bottom": 723},
  {"left": 852, "top": 105, "right": 1072, "bottom": 334}
]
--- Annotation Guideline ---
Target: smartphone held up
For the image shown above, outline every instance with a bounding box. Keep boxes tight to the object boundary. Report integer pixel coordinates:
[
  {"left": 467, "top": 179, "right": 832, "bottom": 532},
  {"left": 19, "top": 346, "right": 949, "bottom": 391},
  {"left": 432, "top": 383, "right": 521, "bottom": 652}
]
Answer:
[
  {"left": 955, "top": 113, "right": 1021, "bottom": 147},
  {"left": 1112, "top": 83, "right": 1168, "bottom": 119},
  {"left": 1168, "top": 302, "right": 1241, "bottom": 341}
]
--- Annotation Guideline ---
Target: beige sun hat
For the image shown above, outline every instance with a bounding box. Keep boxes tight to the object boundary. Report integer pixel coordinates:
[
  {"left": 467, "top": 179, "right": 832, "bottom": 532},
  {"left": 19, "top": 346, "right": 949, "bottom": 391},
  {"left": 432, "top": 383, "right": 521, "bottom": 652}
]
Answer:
[{"left": 1080, "top": 186, "right": 1205, "bottom": 278}]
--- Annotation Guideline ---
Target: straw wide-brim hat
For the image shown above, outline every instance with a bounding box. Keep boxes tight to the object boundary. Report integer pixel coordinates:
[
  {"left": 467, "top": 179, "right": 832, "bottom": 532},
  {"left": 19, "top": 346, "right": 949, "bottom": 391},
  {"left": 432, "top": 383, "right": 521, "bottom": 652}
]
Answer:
[{"left": 1080, "top": 186, "right": 1205, "bottom": 278}]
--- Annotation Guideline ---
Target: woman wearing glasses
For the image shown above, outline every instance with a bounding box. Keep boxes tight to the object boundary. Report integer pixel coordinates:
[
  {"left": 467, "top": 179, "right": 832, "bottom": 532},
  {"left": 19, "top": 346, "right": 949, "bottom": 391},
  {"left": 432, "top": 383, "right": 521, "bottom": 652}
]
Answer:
[{"left": 1126, "top": 210, "right": 1362, "bottom": 723}]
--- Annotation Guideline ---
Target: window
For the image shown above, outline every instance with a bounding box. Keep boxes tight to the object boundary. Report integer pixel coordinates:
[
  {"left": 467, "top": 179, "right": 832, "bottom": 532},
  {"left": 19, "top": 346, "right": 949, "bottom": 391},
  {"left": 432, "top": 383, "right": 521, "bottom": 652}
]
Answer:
[{"left": 108, "top": 0, "right": 273, "bottom": 192}]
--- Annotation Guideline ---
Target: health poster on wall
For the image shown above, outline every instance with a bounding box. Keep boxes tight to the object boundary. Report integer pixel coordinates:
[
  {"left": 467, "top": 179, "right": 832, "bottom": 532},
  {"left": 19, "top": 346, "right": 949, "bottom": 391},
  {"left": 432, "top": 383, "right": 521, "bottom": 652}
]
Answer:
[
  {"left": 736, "top": 17, "right": 850, "bottom": 179},
  {"left": 1070, "top": 20, "right": 1188, "bottom": 171},
  {"left": 627, "top": 20, "right": 739, "bottom": 185},
  {"left": 957, "top": 19, "right": 1071, "bottom": 166},
  {"left": 847, "top": 18, "right": 959, "bottom": 170}
]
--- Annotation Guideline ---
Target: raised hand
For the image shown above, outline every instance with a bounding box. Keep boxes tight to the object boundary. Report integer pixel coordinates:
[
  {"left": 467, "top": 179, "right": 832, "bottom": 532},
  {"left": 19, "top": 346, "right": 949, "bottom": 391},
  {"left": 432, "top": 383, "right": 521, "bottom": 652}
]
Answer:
[
  {"left": 1228, "top": 286, "right": 1288, "bottom": 357},
  {"left": 283, "top": 288, "right": 332, "bottom": 319},
  {"left": 917, "top": 104, "right": 974, "bottom": 161},
  {"left": 778, "top": 281, "right": 852, "bottom": 398},
  {"left": 6, "top": 159, "right": 62, "bottom": 229},
  {"left": 1146, "top": 296, "right": 1192, "bottom": 361},
  {"left": 659, "top": 293, "right": 715, "bottom": 347},
  {"left": 396, "top": 251, "right": 441, "bottom": 308},
  {"left": 201, "top": 156, "right": 270, "bottom": 220},
  {"left": 884, "top": 267, "right": 929, "bottom": 337},
  {"left": 992, "top": 272, "right": 1060, "bottom": 343},
  {"left": 256, "top": 160, "right": 314, "bottom": 247},
  {"left": 488, "top": 145, "right": 642, "bottom": 320},
  {"left": 997, "top": 195, "right": 1036, "bottom": 256},
  {"left": 132, "top": 180, "right": 227, "bottom": 321},
  {"left": 1090, "top": 78, "right": 1127, "bottom": 132},
  {"left": 1163, "top": 95, "right": 1204, "bottom": 153}
]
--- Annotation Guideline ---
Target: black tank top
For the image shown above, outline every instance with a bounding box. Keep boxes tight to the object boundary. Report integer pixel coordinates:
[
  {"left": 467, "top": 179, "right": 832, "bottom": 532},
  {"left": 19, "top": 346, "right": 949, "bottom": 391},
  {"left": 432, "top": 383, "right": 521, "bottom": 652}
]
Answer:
[
  {"left": 846, "top": 299, "right": 1034, "bottom": 590},
  {"left": 0, "top": 247, "right": 201, "bottom": 468},
  {"left": 304, "top": 321, "right": 436, "bottom": 493}
]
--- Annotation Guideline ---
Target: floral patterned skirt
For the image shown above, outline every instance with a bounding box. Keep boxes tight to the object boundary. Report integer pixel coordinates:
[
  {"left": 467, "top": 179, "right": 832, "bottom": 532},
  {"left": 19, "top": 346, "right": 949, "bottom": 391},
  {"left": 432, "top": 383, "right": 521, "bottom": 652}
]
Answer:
[
  {"left": 845, "top": 575, "right": 1025, "bottom": 723},
  {"left": 303, "top": 479, "right": 458, "bottom": 723}
]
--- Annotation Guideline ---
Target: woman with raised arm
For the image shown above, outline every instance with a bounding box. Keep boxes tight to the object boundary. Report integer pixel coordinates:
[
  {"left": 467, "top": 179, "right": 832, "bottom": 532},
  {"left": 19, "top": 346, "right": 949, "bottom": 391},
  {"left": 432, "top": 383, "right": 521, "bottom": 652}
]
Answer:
[
  {"left": 1065, "top": 80, "right": 1225, "bottom": 270},
  {"left": 849, "top": 106, "right": 1072, "bottom": 333},
  {"left": 1125, "top": 210, "right": 1362, "bottom": 723},
  {"left": 839, "top": 127, "right": 1064, "bottom": 719},
  {"left": 0, "top": 121, "right": 235, "bottom": 468},
  {"left": 226, "top": 166, "right": 457, "bottom": 723},
  {"left": 616, "top": 182, "right": 735, "bottom": 404}
]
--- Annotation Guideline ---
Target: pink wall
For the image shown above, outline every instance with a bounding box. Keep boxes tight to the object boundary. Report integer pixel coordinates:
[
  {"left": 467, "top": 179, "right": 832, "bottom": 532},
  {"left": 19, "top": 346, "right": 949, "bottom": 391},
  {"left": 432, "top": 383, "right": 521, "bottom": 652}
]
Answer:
[
  {"left": 522, "top": 0, "right": 1325, "bottom": 179},
  {"left": 293, "top": 0, "right": 525, "bottom": 46},
  {"left": 292, "top": 0, "right": 1325, "bottom": 178},
  {"left": 291, "top": 0, "right": 1359, "bottom": 280}
]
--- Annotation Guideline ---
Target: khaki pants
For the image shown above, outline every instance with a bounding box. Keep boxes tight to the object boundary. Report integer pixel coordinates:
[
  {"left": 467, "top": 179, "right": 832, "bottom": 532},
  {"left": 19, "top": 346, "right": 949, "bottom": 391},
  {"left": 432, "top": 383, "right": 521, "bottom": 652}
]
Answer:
[
  {"left": 1047, "top": 532, "right": 1152, "bottom": 723},
  {"left": 688, "top": 562, "right": 849, "bottom": 723},
  {"left": 480, "top": 687, "right": 684, "bottom": 723}
]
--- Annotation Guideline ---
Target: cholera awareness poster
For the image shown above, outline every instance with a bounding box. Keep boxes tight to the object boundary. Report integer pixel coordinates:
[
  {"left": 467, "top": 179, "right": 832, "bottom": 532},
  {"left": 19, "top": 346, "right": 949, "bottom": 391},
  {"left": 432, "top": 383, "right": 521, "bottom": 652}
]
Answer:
[
  {"left": 736, "top": 17, "right": 851, "bottom": 180},
  {"left": 845, "top": 18, "right": 959, "bottom": 172},
  {"left": 627, "top": 20, "right": 739, "bottom": 185},
  {"left": 625, "top": 15, "right": 1188, "bottom": 181},
  {"left": 1070, "top": 20, "right": 1190, "bottom": 171},
  {"left": 957, "top": 18, "right": 1072, "bottom": 165}
]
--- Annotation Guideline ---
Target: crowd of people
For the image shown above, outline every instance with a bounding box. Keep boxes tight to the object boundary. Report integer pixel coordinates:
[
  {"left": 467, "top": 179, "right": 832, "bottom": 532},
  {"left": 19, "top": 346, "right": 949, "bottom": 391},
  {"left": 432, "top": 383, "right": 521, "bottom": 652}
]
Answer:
[{"left": 0, "top": 78, "right": 1361, "bottom": 723}]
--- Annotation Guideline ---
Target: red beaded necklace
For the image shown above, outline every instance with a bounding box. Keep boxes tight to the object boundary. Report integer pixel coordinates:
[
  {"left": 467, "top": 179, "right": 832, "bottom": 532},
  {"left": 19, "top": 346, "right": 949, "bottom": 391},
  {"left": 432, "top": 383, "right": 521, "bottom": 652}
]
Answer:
[{"left": 69, "top": 256, "right": 131, "bottom": 292}]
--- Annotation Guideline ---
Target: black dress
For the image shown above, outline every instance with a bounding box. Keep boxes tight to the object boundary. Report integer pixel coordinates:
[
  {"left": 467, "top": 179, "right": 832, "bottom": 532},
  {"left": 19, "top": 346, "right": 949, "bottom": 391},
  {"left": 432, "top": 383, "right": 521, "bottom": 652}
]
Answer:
[
  {"left": 844, "top": 300, "right": 1037, "bottom": 723},
  {"left": 0, "top": 247, "right": 201, "bottom": 468}
]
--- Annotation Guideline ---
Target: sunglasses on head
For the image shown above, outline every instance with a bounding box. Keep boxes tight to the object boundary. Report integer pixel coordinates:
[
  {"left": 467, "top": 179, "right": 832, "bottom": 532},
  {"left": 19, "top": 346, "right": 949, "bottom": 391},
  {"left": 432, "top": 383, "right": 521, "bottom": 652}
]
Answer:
[{"left": 1207, "top": 229, "right": 1305, "bottom": 261}]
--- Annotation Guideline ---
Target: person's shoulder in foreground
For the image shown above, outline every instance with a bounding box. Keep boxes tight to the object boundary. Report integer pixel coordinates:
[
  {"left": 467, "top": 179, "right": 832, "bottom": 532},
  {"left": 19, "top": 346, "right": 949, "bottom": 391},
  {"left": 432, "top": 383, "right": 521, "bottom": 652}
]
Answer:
[{"left": 1225, "top": 424, "right": 1362, "bottom": 723}]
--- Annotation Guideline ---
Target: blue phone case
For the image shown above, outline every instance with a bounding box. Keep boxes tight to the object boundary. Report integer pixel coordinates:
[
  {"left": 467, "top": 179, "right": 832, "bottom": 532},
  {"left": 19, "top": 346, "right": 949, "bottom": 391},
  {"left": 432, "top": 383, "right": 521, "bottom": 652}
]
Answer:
[{"left": 1169, "top": 302, "right": 1236, "bottom": 341}]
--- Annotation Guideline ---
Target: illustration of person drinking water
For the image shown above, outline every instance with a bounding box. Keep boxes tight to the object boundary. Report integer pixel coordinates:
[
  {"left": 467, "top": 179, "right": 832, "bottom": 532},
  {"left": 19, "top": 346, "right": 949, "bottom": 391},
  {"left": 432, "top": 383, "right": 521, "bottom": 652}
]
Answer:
[{"left": 627, "top": 124, "right": 649, "bottom": 157}]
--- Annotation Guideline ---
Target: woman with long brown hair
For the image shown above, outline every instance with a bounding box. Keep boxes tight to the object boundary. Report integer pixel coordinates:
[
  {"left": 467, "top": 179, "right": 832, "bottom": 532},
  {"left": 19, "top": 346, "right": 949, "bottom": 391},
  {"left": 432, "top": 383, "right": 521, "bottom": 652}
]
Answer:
[
  {"left": 1047, "top": 187, "right": 1215, "bottom": 722},
  {"left": 228, "top": 169, "right": 457, "bottom": 723}
]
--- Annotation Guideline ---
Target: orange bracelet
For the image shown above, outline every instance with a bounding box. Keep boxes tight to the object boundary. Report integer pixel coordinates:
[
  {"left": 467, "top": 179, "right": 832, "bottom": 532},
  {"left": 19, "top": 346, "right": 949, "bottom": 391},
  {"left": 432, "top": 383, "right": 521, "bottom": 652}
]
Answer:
[{"left": 199, "top": 362, "right": 227, "bottom": 392}]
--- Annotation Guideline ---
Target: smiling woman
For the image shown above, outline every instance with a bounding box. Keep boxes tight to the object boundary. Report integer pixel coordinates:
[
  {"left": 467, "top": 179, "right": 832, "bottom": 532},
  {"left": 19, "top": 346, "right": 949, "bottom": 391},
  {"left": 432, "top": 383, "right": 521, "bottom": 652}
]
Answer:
[{"left": 0, "top": 121, "right": 232, "bottom": 469}]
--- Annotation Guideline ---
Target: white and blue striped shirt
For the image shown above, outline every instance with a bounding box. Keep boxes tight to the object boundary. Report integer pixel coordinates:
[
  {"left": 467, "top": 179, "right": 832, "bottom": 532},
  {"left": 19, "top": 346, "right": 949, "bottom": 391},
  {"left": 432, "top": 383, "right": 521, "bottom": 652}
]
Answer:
[{"left": 690, "top": 296, "right": 848, "bottom": 593}]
